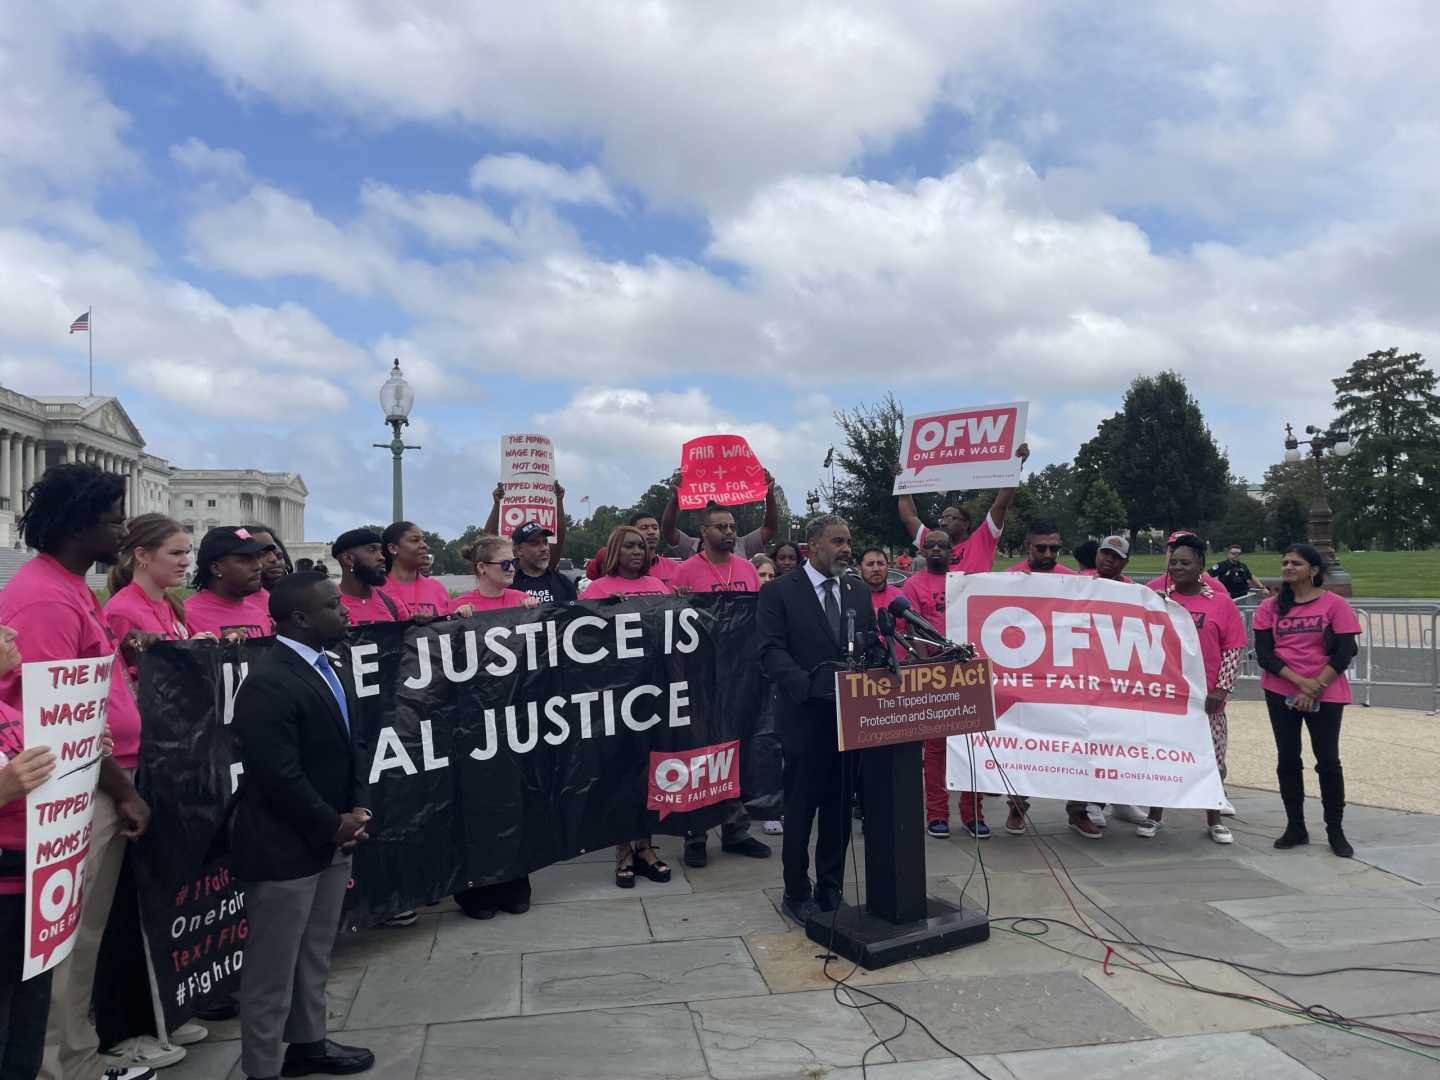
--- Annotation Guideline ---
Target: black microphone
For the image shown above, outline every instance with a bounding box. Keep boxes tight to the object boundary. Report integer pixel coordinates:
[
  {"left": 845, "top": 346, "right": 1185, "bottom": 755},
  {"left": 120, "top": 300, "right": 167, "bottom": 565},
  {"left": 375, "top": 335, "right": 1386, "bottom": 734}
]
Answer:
[
  {"left": 876, "top": 608, "right": 897, "bottom": 638},
  {"left": 845, "top": 607, "right": 856, "bottom": 658},
  {"left": 887, "top": 595, "right": 951, "bottom": 647}
]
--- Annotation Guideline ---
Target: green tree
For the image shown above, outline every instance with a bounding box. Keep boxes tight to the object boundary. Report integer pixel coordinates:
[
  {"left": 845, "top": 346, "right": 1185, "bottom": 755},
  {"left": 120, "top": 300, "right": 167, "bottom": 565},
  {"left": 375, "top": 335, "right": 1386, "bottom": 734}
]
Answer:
[
  {"left": 1330, "top": 348, "right": 1440, "bottom": 549},
  {"left": 1205, "top": 482, "right": 1269, "bottom": 552},
  {"left": 832, "top": 394, "right": 943, "bottom": 549},
  {"left": 423, "top": 529, "right": 466, "bottom": 574},
  {"left": 1025, "top": 463, "right": 1082, "bottom": 545},
  {"left": 1079, "top": 479, "right": 1127, "bottom": 537},
  {"left": 1074, "top": 372, "right": 1229, "bottom": 536},
  {"left": 1261, "top": 462, "right": 1314, "bottom": 549}
]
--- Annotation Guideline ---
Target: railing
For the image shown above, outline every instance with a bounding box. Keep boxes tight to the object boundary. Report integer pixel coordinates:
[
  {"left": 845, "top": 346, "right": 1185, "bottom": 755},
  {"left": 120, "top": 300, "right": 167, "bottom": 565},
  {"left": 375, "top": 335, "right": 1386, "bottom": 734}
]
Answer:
[{"left": 1233, "top": 595, "right": 1440, "bottom": 712}]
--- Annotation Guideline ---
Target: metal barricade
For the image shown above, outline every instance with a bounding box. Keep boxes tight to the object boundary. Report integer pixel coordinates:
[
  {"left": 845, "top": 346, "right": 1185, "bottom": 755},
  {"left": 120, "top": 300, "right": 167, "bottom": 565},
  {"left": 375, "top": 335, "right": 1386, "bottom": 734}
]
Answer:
[{"left": 1233, "top": 595, "right": 1440, "bottom": 712}]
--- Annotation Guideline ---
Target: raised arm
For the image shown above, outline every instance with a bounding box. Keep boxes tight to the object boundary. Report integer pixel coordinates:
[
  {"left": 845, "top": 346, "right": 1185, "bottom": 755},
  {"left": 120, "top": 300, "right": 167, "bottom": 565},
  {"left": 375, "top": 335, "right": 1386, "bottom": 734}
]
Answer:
[
  {"left": 549, "top": 482, "right": 567, "bottom": 570},
  {"left": 660, "top": 471, "right": 684, "bottom": 547},
  {"left": 894, "top": 464, "right": 924, "bottom": 546},
  {"left": 987, "top": 442, "right": 1030, "bottom": 531},
  {"left": 483, "top": 482, "right": 503, "bottom": 535},
  {"left": 759, "top": 470, "right": 778, "bottom": 545}
]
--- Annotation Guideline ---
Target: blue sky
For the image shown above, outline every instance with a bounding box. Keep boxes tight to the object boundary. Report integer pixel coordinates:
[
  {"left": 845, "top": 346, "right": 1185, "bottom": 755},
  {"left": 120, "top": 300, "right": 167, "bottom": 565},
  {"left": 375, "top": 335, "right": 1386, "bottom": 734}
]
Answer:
[{"left": 3, "top": 3, "right": 1438, "bottom": 541}]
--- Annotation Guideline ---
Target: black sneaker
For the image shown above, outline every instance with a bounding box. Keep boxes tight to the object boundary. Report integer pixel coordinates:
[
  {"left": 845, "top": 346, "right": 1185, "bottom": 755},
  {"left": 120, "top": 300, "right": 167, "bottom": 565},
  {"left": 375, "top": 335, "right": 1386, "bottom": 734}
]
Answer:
[{"left": 721, "top": 836, "right": 772, "bottom": 859}]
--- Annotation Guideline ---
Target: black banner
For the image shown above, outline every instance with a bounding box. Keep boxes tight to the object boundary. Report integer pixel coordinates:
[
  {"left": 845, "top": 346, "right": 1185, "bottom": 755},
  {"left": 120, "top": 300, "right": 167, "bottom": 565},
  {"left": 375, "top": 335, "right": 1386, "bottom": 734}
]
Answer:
[{"left": 130, "top": 594, "right": 777, "bottom": 1027}]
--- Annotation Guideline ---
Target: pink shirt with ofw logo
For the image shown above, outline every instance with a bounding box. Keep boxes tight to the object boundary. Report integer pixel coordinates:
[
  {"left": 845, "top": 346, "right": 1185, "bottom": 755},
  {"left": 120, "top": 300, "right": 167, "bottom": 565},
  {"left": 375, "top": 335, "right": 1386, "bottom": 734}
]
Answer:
[
  {"left": 184, "top": 590, "right": 274, "bottom": 639},
  {"left": 583, "top": 575, "right": 672, "bottom": 600},
  {"left": 340, "top": 590, "right": 411, "bottom": 625},
  {"left": 670, "top": 554, "right": 761, "bottom": 594},
  {"left": 1253, "top": 591, "right": 1363, "bottom": 704},
  {"left": 0, "top": 554, "right": 142, "bottom": 769},
  {"left": 1166, "top": 588, "right": 1246, "bottom": 691},
  {"left": 382, "top": 575, "right": 453, "bottom": 617}
]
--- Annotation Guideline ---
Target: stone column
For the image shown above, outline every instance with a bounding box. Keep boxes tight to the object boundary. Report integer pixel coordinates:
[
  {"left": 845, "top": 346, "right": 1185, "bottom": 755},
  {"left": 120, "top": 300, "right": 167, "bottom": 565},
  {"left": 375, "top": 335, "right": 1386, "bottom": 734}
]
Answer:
[
  {"left": 0, "top": 432, "right": 10, "bottom": 506},
  {"left": 65, "top": 442, "right": 76, "bottom": 464},
  {"left": 19, "top": 438, "right": 32, "bottom": 492},
  {"left": 9, "top": 436, "right": 22, "bottom": 508},
  {"left": 32, "top": 442, "right": 43, "bottom": 483}
]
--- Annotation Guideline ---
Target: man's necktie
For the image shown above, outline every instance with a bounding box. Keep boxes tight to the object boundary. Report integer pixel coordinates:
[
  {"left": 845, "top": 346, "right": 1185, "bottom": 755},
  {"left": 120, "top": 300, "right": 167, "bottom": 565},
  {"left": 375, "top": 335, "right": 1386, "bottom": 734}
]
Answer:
[
  {"left": 315, "top": 653, "right": 350, "bottom": 734},
  {"left": 822, "top": 577, "right": 842, "bottom": 640}
]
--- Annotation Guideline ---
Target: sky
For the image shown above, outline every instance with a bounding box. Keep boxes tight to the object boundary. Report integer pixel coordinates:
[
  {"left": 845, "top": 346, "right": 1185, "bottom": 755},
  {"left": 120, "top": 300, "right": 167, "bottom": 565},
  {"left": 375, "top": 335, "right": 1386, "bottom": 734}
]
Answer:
[{"left": 3, "top": 2, "right": 1438, "bottom": 541}]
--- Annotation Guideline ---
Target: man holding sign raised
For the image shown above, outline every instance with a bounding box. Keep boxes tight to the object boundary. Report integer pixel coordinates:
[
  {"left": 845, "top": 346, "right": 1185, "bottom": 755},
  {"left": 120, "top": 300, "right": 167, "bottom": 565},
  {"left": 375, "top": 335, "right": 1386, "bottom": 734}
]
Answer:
[{"left": 894, "top": 403, "right": 1030, "bottom": 573}]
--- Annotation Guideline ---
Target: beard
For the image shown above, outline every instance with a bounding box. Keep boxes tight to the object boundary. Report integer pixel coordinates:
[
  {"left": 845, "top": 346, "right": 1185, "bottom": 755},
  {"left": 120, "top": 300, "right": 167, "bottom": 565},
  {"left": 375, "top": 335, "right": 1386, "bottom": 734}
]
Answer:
[{"left": 356, "top": 564, "right": 389, "bottom": 587}]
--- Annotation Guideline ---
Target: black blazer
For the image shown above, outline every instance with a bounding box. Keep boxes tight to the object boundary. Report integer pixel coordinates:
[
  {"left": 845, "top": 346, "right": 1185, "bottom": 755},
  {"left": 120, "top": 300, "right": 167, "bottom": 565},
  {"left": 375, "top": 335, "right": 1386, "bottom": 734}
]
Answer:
[
  {"left": 229, "top": 642, "right": 369, "bottom": 882},
  {"left": 757, "top": 567, "right": 876, "bottom": 755}
]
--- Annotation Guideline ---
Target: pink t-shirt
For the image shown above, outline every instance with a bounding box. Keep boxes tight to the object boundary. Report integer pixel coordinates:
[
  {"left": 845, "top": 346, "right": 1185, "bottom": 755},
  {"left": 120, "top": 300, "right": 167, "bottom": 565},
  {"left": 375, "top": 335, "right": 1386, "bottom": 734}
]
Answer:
[
  {"left": 670, "top": 554, "right": 761, "bottom": 594},
  {"left": 0, "top": 554, "right": 142, "bottom": 769},
  {"left": 184, "top": 590, "right": 274, "bottom": 639},
  {"left": 1253, "top": 592, "right": 1363, "bottom": 704},
  {"left": 583, "top": 575, "right": 672, "bottom": 600},
  {"left": 0, "top": 700, "right": 25, "bottom": 892},
  {"left": 1081, "top": 569, "right": 1135, "bottom": 584},
  {"left": 901, "top": 570, "right": 947, "bottom": 630},
  {"left": 106, "top": 582, "right": 189, "bottom": 642},
  {"left": 340, "top": 590, "right": 412, "bottom": 625},
  {"left": 1005, "top": 560, "right": 1079, "bottom": 575},
  {"left": 868, "top": 584, "right": 906, "bottom": 654},
  {"left": 453, "top": 589, "right": 529, "bottom": 612},
  {"left": 913, "top": 513, "right": 1002, "bottom": 572},
  {"left": 648, "top": 556, "right": 681, "bottom": 585},
  {"left": 1166, "top": 588, "right": 1246, "bottom": 691},
  {"left": 382, "top": 575, "right": 452, "bottom": 618}
]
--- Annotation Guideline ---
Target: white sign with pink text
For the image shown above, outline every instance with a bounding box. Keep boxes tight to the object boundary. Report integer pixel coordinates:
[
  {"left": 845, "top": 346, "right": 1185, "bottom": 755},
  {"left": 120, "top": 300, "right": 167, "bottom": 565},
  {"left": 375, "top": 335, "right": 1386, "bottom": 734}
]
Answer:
[
  {"left": 499, "top": 433, "right": 557, "bottom": 540},
  {"left": 893, "top": 402, "right": 1028, "bottom": 495},
  {"left": 944, "top": 573, "right": 1230, "bottom": 811}
]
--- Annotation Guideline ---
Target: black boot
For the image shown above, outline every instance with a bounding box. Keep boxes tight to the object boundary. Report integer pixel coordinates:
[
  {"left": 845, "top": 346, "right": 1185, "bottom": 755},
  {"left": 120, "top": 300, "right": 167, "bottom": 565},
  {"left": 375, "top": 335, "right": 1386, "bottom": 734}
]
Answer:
[
  {"left": 1318, "top": 767, "right": 1352, "bottom": 857},
  {"left": 1274, "top": 796, "right": 1309, "bottom": 849}
]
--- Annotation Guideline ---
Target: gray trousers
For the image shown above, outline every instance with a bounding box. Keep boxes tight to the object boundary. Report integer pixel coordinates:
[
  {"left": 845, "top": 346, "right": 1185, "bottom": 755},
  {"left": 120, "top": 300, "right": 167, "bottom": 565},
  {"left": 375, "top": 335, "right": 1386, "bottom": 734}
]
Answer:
[{"left": 239, "top": 852, "right": 350, "bottom": 1078}]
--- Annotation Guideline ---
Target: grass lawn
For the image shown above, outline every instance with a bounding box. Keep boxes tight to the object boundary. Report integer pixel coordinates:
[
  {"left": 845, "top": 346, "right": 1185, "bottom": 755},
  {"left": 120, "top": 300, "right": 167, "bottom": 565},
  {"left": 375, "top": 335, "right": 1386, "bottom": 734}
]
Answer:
[{"left": 984, "top": 549, "right": 1440, "bottom": 599}]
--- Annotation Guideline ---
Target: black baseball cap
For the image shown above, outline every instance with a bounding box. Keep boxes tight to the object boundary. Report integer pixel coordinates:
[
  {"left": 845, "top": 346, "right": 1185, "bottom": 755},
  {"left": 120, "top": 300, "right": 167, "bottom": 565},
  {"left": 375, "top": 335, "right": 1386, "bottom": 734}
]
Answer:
[
  {"left": 198, "top": 526, "right": 269, "bottom": 564},
  {"left": 512, "top": 522, "right": 553, "bottom": 545},
  {"left": 332, "top": 528, "right": 384, "bottom": 559}
]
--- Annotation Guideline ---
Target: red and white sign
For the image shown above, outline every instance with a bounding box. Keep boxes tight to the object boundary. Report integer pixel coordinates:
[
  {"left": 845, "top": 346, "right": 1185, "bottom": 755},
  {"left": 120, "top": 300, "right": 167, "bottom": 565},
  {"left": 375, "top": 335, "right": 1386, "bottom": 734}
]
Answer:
[
  {"left": 499, "top": 434, "right": 557, "bottom": 539},
  {"left": 23, "top": 656, "right": 112, "bottom": 979},
  {"left": 893, "top": 402, "right": 1028, "bottom": 496},
  {"left": 646, "top": 740, "right": 739, "bottom": 819},
  {"left": 678, "top": 435, "right": 766, "bottom": 511},
  {"left": 944, "top": 573, "right": 1230, "bottom": 811}
]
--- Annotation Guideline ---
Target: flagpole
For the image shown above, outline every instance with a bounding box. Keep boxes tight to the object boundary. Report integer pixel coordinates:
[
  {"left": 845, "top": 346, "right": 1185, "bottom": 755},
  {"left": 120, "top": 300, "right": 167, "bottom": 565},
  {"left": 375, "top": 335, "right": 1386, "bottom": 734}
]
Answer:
[{"left": 88, "top": 307, "right": 93, "bottom": 395}]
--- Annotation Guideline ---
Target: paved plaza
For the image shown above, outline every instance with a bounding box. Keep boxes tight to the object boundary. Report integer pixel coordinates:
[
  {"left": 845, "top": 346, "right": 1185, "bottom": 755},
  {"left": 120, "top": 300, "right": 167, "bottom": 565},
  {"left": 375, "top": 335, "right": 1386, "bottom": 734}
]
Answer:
[{"left": 162, "top": 781, "right": 1440, "bottom": 1079}]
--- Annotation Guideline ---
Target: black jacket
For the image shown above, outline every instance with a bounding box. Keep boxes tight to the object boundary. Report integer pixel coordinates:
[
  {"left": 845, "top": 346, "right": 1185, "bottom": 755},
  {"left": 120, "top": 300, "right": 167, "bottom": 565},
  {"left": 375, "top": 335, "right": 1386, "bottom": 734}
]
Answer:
[
  {"left": 757, "top": 567, "right": 876, "bottom": 755},
  {"left": 229, "top": 642, "right": 369, "bottom": 882}
]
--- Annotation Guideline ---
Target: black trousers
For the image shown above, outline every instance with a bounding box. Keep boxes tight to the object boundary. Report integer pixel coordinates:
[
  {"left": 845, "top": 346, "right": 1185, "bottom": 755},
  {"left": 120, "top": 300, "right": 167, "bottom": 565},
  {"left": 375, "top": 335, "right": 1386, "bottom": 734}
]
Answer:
[
  {"left": 455, "top": 875, "right": 531, "bottom": 916},
  {"left": 782, "top": 744, "right": 853, "bottom": 901},
  {"left": 0, "top": 893, "right": 52, "bottom": 1080},
  {"left": 1264, "top": 691, "right": 1345, "bottom": 823}
]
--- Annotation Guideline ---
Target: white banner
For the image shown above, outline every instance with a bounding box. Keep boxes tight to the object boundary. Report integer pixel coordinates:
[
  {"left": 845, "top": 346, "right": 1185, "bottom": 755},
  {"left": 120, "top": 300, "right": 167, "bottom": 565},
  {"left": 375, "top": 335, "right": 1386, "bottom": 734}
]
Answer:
[
  {"left": 22, "top": 655, "right": 111, "bottom": 979},
  {"left": 499, "top": 433, "right": 557, "bottom": 540},
  {"left": 893, "top": 401, "right": 1028, "bottom": 496},
  {"left": 944, "top": 573, "right": 1229, "bottom": 810}
]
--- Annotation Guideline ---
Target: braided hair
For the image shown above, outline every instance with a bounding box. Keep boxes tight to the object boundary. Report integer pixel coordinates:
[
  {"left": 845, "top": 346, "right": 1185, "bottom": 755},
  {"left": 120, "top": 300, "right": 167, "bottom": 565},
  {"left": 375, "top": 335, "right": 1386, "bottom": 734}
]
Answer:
[{"left": 17, "top": 464, "right": 126, "bottom": 554}]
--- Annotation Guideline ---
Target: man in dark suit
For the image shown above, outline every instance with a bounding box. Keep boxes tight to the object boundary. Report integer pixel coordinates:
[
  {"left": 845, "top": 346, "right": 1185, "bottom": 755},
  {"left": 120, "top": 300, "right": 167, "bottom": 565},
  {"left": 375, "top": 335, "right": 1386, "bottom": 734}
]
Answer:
[
  {"left": 231, "top": 572, "right": 374, "bottom": 1080},
  {"left": 757, "top": 515, "right": 875, "bottom": 925}
]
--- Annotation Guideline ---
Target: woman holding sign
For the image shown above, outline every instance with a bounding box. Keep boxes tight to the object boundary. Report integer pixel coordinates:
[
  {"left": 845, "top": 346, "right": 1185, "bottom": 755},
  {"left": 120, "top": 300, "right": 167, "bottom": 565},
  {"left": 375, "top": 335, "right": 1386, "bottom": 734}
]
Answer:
[
  {"left": 1138, "top": 536, "right": 1245, "bottom": 844},
  {"left": 1253, "top": 544, "right": 1362, "bottom": 858},
  {"left": 584, "top": 528, "right": 675, "bottom": 887},
  {"left": 0, "top": 624, "right": 58, "bottom": 1079}
]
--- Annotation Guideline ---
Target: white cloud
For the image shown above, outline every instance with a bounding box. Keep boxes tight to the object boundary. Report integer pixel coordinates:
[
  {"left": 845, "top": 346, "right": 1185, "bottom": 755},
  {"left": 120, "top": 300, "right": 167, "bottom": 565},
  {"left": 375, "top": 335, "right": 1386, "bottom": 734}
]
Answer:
[
  {"left": 469, "top": 154, "right": 618, "bottom": 210},
  {"left": 169, "top": 137, "right": 250, "bottom": 183}
]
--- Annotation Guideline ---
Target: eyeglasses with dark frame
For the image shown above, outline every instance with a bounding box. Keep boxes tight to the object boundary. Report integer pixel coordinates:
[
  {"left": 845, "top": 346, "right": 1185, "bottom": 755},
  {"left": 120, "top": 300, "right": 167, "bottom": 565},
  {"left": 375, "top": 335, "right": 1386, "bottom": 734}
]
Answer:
[{"left": 481, "top": 559, "right": 517, "bottom": 572}]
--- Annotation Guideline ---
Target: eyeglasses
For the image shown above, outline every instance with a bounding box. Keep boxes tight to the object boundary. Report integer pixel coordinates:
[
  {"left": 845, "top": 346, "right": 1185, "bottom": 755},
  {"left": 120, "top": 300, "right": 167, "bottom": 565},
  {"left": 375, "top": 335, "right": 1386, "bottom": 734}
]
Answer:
[
  {"left": 482, "top": 559, "right": 517, "bottom": 572},
  {"left": 1031, "top": 544, "right": 1061, "bottom": 554}
]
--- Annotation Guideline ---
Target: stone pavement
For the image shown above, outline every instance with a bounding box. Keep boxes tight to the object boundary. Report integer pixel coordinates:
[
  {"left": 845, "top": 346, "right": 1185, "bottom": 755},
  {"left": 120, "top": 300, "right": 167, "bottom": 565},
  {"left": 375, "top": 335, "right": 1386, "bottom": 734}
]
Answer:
[{"left": 160, "top": 783, "right": 1440, "bottom": 1079}]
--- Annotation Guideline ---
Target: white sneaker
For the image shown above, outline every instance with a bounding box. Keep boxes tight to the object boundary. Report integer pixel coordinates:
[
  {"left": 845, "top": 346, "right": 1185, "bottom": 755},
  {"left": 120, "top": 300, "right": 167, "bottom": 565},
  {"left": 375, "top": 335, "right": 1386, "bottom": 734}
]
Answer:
[
  {"left": 169, "top": 1021, "right": 207, "bottom": 1046},
  {"left": 1111, "top": 804, "right": 1150, "bottom": 825},
  {"left": 101, "top": 1036, "right": 184, "bottom": 1070},
  {"left": 1209, "top": 823, "right": 1234, "bottom": 844},
  {"left": 1086, "top": 804, "right": 1108, "bottom": 828},
  {"left": 381, "top": 909, "right": 418, "bottom": 927},
  {"left": 1135, "top": 818, "right": 1161, "bottom": 839},
  {"left": 762, "top": 820, "right": 784, "bottom": 835},
  {"left": 102, "top": 1059, "right": 163, "bottom": 1077}
]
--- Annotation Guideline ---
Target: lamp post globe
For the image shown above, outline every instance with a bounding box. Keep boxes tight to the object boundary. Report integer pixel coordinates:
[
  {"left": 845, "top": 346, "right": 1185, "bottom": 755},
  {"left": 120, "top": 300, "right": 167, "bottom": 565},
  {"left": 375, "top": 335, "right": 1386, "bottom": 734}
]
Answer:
[
  {"left": 374, "top": 359, "right": 421, "bottom": 523},
  {"left": 1281, "top": 422, "right": 1354, "bottom": 596}
]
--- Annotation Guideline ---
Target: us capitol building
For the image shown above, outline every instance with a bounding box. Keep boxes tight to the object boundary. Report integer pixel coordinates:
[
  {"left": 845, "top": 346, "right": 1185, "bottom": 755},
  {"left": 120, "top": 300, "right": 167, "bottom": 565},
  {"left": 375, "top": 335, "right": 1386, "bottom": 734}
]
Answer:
[{"left": 0, "top": 385, "right": 307, "bottom": 549}]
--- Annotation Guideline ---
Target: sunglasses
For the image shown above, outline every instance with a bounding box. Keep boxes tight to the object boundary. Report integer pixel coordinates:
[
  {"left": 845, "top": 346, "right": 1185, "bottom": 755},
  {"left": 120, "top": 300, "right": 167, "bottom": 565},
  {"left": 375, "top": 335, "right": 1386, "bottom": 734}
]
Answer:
[
  {"left": 482, "top": 559, "right": 517, "bottom": 572},
  {"left": 1031, "top": 544, "right": 1061, "bottom": 554}
]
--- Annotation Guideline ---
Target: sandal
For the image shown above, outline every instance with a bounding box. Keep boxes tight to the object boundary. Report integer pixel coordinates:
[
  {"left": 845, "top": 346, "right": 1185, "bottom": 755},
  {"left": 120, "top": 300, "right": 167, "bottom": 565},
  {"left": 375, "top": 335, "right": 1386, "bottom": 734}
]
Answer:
[
  {"left": 614, "top": 849, "right": 636, "bottom": 889},
  {"left": 633, "top": 846, "right": 671, "bottom": 884}
]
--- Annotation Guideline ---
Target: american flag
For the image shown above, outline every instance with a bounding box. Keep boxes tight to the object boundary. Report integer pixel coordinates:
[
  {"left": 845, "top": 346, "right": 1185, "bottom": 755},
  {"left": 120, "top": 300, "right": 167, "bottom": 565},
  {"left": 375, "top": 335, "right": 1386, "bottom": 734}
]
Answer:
[
  {"left": 69, "top": 311, "right": 89, "bottom": 333},
  {"left": 579, "top": 495, "right": 591, "bottom": 505}
]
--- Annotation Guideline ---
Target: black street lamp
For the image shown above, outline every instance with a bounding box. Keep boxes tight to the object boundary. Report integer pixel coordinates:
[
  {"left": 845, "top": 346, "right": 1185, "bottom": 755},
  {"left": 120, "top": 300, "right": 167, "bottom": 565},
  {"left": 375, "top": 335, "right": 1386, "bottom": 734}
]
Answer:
[
  {"left": 1283, "top": 423, "right": 1354, "bottom": 595},
  {"left": 374, "top": 359, "right": 421, "bottom": 523}
]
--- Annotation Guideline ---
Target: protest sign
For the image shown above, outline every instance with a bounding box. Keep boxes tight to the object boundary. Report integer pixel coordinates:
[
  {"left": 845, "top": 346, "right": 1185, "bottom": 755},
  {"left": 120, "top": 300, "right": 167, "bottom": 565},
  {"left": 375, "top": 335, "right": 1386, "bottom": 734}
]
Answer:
[
  {"left": 944, "top": 573, "right": 1230, "bottom": 811},
  {"left": 127, "top": 595, "right": 778, "bottom": 1029},
  {"left": 834, "top": 659, "right": 996, "bottom": 752},
  {"left": 678, "top": 435, "right": 766, "bottom": 510},
  {"left": 893, "top": 402, "right": 1028, "bottom": 496},
  {"left": 23, "top": 655, "right": 111, "bottom": 979},
  {"left": 499, "top": 433, "right": 557, "bottom": 536}
]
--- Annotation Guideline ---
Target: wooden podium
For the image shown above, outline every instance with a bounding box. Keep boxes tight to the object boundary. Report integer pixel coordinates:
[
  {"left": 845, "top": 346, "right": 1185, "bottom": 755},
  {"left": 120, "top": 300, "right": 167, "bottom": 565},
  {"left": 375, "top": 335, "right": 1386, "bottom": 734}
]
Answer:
[{"left": 805, "top": 658, "right": 995, "bottom": 968}]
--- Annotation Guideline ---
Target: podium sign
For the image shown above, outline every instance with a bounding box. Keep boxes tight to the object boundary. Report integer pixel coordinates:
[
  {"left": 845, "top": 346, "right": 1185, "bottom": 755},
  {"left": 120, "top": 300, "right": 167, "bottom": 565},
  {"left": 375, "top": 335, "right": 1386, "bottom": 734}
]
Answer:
[{"left": 835, "top": 659, "right": 996, "bottom": 752}]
